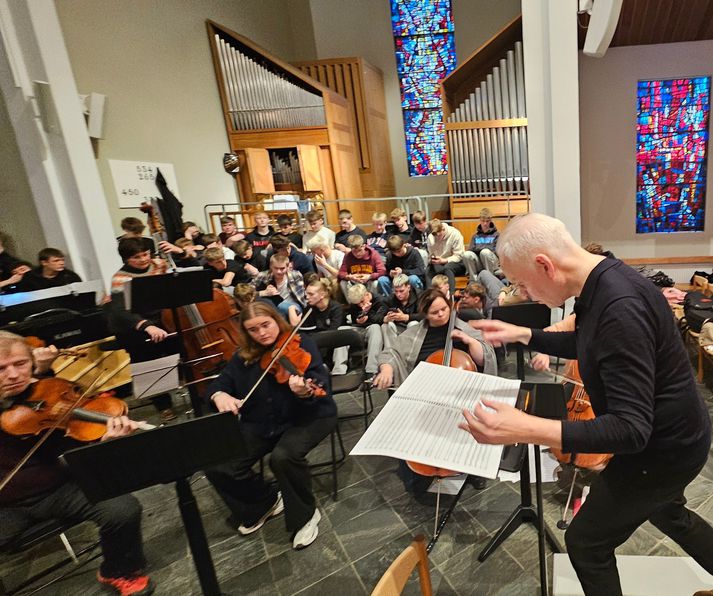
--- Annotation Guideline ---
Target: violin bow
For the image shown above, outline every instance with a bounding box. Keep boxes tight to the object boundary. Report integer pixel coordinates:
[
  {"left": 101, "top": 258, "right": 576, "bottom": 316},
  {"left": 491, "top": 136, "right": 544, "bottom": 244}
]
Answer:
[{"left": 240, "top": 307, "right": 314, "bottom": 407}]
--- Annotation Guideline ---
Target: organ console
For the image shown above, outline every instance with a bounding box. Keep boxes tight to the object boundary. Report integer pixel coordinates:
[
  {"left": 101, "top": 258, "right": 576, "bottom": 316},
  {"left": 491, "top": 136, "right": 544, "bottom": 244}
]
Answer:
[
  {"left": 206, "top": 20, "right": 389, "bottom": 226},
  {"left": 441, "top": 16, "right": 530, "bottom": 238}
]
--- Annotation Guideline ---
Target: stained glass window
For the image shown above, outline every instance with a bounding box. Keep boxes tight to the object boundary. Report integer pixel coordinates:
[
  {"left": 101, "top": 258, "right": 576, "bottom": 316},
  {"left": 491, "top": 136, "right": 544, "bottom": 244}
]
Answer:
[
  {"left": 390, "top": 0, "right": 456, "bottom": 176},
  {"left": 636, "top": 77, "right": 710, "bottom": 233}
]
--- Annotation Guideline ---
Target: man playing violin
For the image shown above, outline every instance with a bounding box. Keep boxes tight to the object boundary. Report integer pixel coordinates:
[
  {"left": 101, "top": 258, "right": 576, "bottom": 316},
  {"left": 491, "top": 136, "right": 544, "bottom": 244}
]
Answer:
[
  {"left": 205, "top": 301, "right": 336, "bottom": 550},
  {"left": 464, "top": 213, "right": 713, "bottom": 596},
  {"left": 0, "top": 332, "right": 154, "bottom": 595}
]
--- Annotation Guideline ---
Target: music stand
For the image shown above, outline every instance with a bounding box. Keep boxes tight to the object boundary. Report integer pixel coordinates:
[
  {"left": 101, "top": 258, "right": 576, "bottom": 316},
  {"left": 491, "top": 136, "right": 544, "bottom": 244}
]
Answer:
[
  {"left": 484, "top": 302, "right": 561, "bottom": 596},
  {"left": 129, "top": 271, "right": 215, "bottom": 415},
  {"left": 61, "top": 412, "right": 245, "bottom": 596}
]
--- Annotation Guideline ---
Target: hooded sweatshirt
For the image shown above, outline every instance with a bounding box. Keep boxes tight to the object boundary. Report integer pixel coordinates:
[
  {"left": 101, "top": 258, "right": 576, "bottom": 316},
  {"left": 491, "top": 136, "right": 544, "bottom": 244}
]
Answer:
[
  {"left": 337, "top": 245, "right": 386, "bottom": 280},
  {"left": 427, "top": 223, "right": 465, "bottom": 263}
]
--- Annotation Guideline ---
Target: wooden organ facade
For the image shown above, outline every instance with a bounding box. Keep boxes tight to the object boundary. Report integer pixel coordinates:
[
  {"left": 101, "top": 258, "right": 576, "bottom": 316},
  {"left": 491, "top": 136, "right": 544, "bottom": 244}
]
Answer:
[
  {"left": 207, "top": 20, "right": 383, "bottom": 228},
  {"left": 441, "top": 15, "right": 529, "bottom": 241}
]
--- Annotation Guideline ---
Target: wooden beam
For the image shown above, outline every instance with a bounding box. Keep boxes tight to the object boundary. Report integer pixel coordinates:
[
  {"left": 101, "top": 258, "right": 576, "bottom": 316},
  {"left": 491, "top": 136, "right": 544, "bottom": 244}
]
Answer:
[{"left": 622, "top": 256, "right": 713, "bottom": 266}]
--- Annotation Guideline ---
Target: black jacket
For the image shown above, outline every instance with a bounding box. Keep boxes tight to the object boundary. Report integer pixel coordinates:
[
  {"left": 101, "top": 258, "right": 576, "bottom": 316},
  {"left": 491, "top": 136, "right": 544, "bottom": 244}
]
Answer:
[
  {"left": 385, "top": 247, "right": 425, "bottom": 282},
  {"left": 349, "top": 294, "right": 388, "bottom": 326}
]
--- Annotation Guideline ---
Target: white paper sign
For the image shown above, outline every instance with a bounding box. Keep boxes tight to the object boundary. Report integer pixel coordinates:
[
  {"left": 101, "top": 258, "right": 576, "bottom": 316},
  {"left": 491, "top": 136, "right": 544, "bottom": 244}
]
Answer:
[{"left": 108, "top": 159, "right": 180, "bottom": 208}]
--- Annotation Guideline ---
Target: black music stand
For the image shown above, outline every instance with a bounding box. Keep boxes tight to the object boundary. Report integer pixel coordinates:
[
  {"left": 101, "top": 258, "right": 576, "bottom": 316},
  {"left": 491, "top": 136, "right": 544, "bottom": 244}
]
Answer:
[
  {"left": 129, "top": 271, "right": 215, "bottom": 415},
  {"left": 61, "top": 413, "right": 245, "bottom": 596},
  {"left": 483, "top": 302, "right": 561, "bottom": 596}
]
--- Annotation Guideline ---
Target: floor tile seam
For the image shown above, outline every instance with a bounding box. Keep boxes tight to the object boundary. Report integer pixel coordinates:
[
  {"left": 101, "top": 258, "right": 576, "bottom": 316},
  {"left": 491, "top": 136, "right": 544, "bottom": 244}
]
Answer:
[{"left": 289, "top": 560, "right": 366, "bottom": 595}]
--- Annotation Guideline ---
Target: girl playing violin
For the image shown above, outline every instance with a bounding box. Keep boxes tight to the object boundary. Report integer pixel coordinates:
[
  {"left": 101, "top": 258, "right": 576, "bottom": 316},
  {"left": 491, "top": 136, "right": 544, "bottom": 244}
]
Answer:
[
  {"left": 205, "top": 302, "right": 336, "bottom": 549},
  {"left": 0, "top": 332, "right": 154, "bottom": 596}
]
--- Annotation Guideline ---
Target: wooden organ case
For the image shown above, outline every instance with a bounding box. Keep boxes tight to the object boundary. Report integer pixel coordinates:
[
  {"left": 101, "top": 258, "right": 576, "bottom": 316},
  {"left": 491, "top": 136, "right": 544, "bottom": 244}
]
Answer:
[
  {"left": 207, "top": 20, "right": 371, "bottom": 225},
  {"left": 441, "top": 16, "right": 529, "bottom": 240}
]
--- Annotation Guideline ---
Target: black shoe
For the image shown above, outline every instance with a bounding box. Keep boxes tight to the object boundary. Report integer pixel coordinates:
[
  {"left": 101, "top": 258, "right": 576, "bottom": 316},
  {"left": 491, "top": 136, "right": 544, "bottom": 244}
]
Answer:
[{"left": 470, "top": 476, "right": 487, "bottom": 490}]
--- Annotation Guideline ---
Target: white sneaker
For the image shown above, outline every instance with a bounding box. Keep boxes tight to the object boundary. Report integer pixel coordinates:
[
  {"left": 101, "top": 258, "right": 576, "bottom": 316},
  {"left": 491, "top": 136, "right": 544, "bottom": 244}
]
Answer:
[
  {"left": 292, "top": 508, "right": 321, "bottom": 549},
  {"left": 237, "top": 492, "right": 284, "bottom": 536}
]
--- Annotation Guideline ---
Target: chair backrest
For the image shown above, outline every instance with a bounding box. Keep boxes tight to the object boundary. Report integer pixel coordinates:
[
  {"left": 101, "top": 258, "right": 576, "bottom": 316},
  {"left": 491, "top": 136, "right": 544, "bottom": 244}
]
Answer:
[
  {"left": 692, "top": 275, "right": 712, "bottom": 297},
  {"left": 370, "top": 535, "right": 433, "bottom": 596}
]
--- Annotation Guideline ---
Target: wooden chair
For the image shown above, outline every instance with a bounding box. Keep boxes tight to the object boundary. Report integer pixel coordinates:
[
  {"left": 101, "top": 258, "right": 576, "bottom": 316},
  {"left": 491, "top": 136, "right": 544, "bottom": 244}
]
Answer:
[
  {"left": 370, "top": 535, "right": 433, "bottom": 596},
  {"left": 692, "top": 275, "right": 712, "bottom": 296}
]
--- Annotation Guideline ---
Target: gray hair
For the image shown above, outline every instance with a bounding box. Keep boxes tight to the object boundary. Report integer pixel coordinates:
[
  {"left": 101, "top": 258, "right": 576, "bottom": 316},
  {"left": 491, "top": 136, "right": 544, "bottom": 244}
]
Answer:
[{"left": 497, "top": 213, "right": 576, "bottom": 266}]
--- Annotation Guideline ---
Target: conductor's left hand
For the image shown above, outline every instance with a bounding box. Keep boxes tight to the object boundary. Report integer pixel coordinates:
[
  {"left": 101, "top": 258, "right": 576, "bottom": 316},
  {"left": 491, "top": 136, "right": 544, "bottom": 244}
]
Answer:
[{"left": 458, "top": 399, "right": 529, "bottom": 445}]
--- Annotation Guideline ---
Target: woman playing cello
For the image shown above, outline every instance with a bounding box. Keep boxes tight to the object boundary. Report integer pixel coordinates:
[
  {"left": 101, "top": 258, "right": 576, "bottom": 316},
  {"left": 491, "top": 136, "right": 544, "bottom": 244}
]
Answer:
[{"left": 205, "top": 302, "right": 336, "bottom": 549}]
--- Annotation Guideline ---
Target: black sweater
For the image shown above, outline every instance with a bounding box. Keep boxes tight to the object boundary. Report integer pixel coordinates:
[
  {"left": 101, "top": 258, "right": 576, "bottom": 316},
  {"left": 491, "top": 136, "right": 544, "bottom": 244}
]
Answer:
[
  {"left": 529, "top": 258, "right": 710, "bottom": 457},
  {"left": 206, "top": 335, "right": 336, "bottom": 438},
  {"left": 384, "top": 247, "right": 425, "bottom": 281}
]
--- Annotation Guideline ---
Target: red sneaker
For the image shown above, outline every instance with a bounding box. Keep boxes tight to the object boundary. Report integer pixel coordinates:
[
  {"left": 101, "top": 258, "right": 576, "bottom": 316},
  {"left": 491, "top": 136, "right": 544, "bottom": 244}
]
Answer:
[{"left": 97, "top": 571, "right": 155, "bottom": 595}]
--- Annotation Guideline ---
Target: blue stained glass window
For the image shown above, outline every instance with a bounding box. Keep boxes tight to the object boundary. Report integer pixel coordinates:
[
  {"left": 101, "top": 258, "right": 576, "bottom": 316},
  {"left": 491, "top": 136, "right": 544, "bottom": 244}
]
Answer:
[
  {"left": 391, "top": 0, "right": 456, "bottom": 176},
  {"left": 636, "top": 77, "right": 710, "bottom": 233}
]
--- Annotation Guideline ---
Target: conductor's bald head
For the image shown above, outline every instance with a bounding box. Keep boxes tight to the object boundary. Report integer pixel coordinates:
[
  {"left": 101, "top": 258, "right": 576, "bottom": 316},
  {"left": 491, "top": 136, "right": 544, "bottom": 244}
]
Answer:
[{"left": 497, "top": 213, "right": 579, "bottom": 270}]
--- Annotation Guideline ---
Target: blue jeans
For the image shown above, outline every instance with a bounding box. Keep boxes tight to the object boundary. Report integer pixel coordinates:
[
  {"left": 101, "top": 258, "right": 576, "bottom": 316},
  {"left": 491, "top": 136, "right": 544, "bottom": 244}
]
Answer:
[
  {"left": 277, "top": 299, "right": 302, "bottom": 319},
  {"left": 377, "top": 275, "right": 423, "bottom": 296}
]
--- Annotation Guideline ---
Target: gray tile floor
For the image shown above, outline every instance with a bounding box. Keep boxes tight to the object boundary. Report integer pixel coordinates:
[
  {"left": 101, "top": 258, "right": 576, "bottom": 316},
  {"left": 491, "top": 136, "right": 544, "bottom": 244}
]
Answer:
[{"left": 3, "top": 353, "right": 713, "bottom": 596}]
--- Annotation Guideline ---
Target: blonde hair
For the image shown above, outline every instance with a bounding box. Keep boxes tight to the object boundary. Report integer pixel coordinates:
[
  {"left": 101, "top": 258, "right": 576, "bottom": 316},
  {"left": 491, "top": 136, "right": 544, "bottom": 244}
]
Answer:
[
  {"left": 430, "top": 274, "right": 449, "bottom": 289},
  {"left": 372, "top": 212, "right": 387, "bottom": 222},
  {"left": 479, "top": 208, "right": 492, "bottom": 219},
  {"left": 307, "top": 238, "right": 330, "bottom": 252},
  {"left": 306, "top": 210, "right": 324, "bottom": 223},
  {"left": 203, "top": 247, "right": 224, "bottom": 262},
  {"left": 389, "top": 208, "right": 406, "bottom": 220},
  {"left": 429, "top": 219, "right": 444, "bottom": 234},
  {"left": 392, "top": 274, "right": 410, "bottom": 287},
  {"left": 412, "top": 210, "right": 427, "bottom": 224},
  {"left": 0, "top": 331, "right": 32, "bottom": 359},
  {"left": 269, "top": 253, "right": 289, "bottom": 268},
  {"left": 233, "top": 283, "right": 256, "bottom": 305},
  {"left": 347, "top": 283, "right": 369, "bottom": 304},
  {"left": 347, "top": 235, "right": 365, "bottom": 249}
]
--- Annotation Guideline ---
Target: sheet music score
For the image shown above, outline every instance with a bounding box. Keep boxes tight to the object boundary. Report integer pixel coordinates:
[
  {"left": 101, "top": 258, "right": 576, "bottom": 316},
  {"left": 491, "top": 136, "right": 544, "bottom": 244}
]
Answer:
[{"left": 351, "top": 361, "right": 520, "bottom": 479}]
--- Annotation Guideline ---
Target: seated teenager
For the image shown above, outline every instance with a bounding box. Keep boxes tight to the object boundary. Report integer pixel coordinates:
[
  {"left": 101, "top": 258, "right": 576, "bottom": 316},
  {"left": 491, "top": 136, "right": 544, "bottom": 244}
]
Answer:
[
  {"left": 205, "top": 302, "right": 336, "bottom": 549},
  {"left": 108, "top": 238, "right": 177, "bottom": 422},
  {"left": 456, "top": 281, "right": 488, "bottom": 322},
  {"left": 269, "top": 234, "right": 315, "bottom": 277},
  {"left": 275, "top": 214, "right": 303, "bottom": 250},
  {"left": 233, "top": 283, "right": 257, "bottom": 313},
  {"left": 251, "top": 254, "right": 306, "bottom": 321},
  {"left": 172, "top": 237, "right": 202, "bottom": 267},
  {"left": 203, "top": 233, "right": 236, "bottom": 261},
  {"left": 245, "top": 211, "right": 275, "bottom": 257},
  {"left": 0, "top": 331, "right": 155, "bottom": 596},
  {"left": 430, "top": 274, "right": 452, "bottom": 301},
  {"left": 18, "top": 248, "right": 82, "bottom": 291},
  {"left": 303, "top": 210, "right": 335, "bottom": 250},
  {"left": 337, "top": 234, "right": 385, "bottom": 300},
  {"left": 462, "top": 208, "right": 501, "bottom": 280},
  {"left": 377, "top": 235, "right": 425, "bottom": 296},
  {"left": 426, "top": 219, "right": 466, "bottom": 295},
  {"left": 366, "top": 212, "right": 389, "bottom": 262},
  {"left": 182, "top": 221, "right": 208, "bottom": 249},
  {"left": 234, "top": 240, "right": 266, "bottom": 279},
  {"left": 334, "top": 283, "right": 387, "bottom": 376},
  {"left": 117, "top": 217, "right": 156, "bottom": 254},
  {"left": 218, "top": 215, "right": 245, "bottom": 249},
  {"left": 334, "top": 209, "right": 367, "bottom": 253},
  {"left": 408, "top": 210, "right": 431, "bottom": 267},
  {"left": 292, "top": 278, "right": 345, "bottom": 332},
  {"left": 387, "top": 208, "right": 412, "bottom": 242},
  {"left": 309, "top": 239, "right": 344, "bottom": 281},
  {"left": 381, "top": 274, "right": 423, "bottom": 349},
  {"left": 203, "top": 247, "right": 248, "bottom": 290}
]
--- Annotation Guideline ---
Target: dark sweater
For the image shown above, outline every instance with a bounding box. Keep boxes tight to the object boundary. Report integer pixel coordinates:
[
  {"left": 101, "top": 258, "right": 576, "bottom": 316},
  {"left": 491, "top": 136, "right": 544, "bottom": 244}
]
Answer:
[
  {"left": 302, "top": 300, "right": 345, "bottom": 332},
  {"left": 335, "top": 226, "right": 367, "bottom": 247},
  {"left": 206, "top": 335, "right": 336, "bottom": 438},
  {"left": 246, "top": 227, "right": 275, "bottom": 252},
  {"left": 349, "top": 294, "right": 388, "bottom": 326},
  {"left": 0, "top": 251, "right": 21, "bottom": 280},
  {"left": 408, "top": 226, "right": 430, "bottom": 251},
  {"left": 18, "top": 268, "right": 82, "bottom": 291},
  {"left": 385, "top": 247, "right": 426, "bottom": 281},
  {"left": 529, "top": 258, "right": 711, "bottom": 457}
]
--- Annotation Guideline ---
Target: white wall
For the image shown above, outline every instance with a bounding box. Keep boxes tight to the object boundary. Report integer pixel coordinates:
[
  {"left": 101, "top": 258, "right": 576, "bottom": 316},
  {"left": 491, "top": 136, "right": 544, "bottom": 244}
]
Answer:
[
  {"left": 579, "top": 40, "right": 713, "bottom": 258},
  {"left": 55, "top": 0, "right": 303, "bottom": 231},
  {"left": 307, "top": 0, "right": 520, "bottom": 200}
]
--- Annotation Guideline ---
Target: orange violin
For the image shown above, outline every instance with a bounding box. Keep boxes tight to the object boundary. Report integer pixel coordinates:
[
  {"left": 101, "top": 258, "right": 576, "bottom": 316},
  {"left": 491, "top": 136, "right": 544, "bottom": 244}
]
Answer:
[{"left": 259, "top": 331, "right": 326, "bottom": 397}]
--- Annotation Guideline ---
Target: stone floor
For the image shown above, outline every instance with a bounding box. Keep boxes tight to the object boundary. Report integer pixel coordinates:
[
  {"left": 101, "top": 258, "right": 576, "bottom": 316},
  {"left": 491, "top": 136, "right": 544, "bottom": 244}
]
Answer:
[{"left": 3, "top": 350, "right": 713, "bottom": 596}]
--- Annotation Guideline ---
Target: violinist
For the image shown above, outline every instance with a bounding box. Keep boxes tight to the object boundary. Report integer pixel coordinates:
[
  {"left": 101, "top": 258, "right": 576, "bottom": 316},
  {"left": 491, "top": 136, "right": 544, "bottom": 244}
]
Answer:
[
  {"left": 204, "top": 302, "right": 336, "bottom": 549},
  {"left": 0, "top": 332, "right": 154, "bottom": 596},
  {"left": 464, "top": 214, "right": 713, "bottom": 596},
  {"left": 108, "top": 238, "right": 177, "bottom": 422}
]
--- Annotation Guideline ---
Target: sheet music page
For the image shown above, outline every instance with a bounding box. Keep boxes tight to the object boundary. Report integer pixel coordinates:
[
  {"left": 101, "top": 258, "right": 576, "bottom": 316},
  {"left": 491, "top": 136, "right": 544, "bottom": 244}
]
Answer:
[
  {"left": 131, "top": 354, "right": 180, "bottom": 399},
  {"left": 351, "top": 361, "right": 520, "bottom": 479}
]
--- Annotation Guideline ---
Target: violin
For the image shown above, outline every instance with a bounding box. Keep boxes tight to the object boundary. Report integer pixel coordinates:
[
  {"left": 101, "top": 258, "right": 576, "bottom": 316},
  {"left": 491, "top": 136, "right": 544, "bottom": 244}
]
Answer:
[
  {"left": 550, "top": 360, "right": 612, "bottom": 471},
  {"left": 409, "top": 299, "right": 477, "bottom": 478},
  {"left": 259, "top": 331, "right": 326, "bottom": 397}
]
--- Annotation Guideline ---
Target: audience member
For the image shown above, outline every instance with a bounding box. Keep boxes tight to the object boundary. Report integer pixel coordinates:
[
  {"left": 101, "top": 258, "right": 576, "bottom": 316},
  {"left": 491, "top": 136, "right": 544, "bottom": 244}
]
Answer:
[
  {"left": 234, "top": 240, "right": 266, "bottom": 279},
  {"left": 19, "top": 248, "right": 82, "bottom": 291},
  {"left": 172, "top": 238, "right": 202, "bottom": 267},
  {"left": 245, "top": 211, "right": 275, "bottom": 256},
  {"left": 366, "top": 212, "right": 389, "bottom": 261},
  {"left": 382, "top": 274, "right": 423, "bottom": 348},
  {"left": 335, "top": 284, "right": 386, "bottom": 375},
  {"left": 252, "top": 254, "right": 306, "bottom": 320},
  {"left": 309, "top": 239, "right": 344, "bottom": 280},
  {"left": 426, "top": 219, "right": 465, "bottom": 294},
  {"left": 294, "top": 278, "right": 345, "bottom": 332},
  {"left": 203, "top": 247, "right": 248, "bottom": 289},
  {"left": 462, "top": 208, "right": 501, "bottom": 279},
  {"left": 0, "top": 235, "right": 20, "bottom": 281},
  {"left": 182, "top": 221, "right": 208, "bottom": 248},
  {"left": 275, "top": 214, "right": 303, "bottom": 249},
  {"left": 269, "top": 234, "right": 315, "bottom": 277},
  {"left": 387, "top": 208, "right": 412, "bottom": 242},
  {"left": 409, "top": 211, "right": 431, "bottom": 267},
  {"left": 430, "top": 274, "right": 451, "bottom": 300},
  {"left": 378, "top": 235, "right": 425, "bottom": 295},
  {"left": 334, "top": 209, "right": 367, "bottom": 252},
  {"left": 456, "top": 281, "right": 487, "bottom": 322},
  {"left": 0, "top": 262, "right": 31, "bottom": 294},
  {"left": 303, "top": 210, "right": 335, "bottom": 250},
  {"left": 218, "top": 215, "right": 245, "bottom": 248},
  {"left": 337, "top": 235, "right": 385, "bottom": 299},
  {"left": 118, "top": 217, "right": 156, "bottom": 254},
  {"left": 203, "top": 233, "right": 236, "bottom": 261},
  {"left": 233, "top": 283, "right": 257, "bottom": 312}
]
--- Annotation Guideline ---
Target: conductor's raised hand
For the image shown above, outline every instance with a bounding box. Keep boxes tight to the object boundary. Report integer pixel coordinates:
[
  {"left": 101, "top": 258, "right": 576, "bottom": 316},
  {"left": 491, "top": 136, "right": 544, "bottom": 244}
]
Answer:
[
  {"left": 458, "top": 399, "right": 530, "bottom": 445},
  {"left": 467, "top": 319, "right": 531, "bottom": 347}
]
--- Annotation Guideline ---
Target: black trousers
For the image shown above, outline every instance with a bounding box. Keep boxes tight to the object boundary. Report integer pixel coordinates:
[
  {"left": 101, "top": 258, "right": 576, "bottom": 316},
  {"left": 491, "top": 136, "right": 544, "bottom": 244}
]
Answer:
[
  {"left": 0, "top": 482, "right": 146, "bottom": 578},
  {"left": 205, "top": 415, "right": 336, "bottom": 533},
  {"left": 565, "top": 443, "right": 713, "bottom": 596},
  {"left": 427, "top": 262, "right": 466, "bottom": 293}
]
